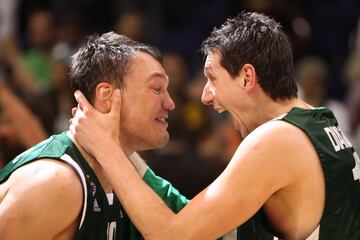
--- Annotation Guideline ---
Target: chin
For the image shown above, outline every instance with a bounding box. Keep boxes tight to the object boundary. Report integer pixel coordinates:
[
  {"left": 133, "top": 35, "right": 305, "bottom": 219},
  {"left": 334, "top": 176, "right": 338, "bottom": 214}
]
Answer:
[
  {"left": 142, "top": 133, "right": 169, "bottom": 151},
  {"left": 156, "top": 134, "right": 170, "bottom": 148}
]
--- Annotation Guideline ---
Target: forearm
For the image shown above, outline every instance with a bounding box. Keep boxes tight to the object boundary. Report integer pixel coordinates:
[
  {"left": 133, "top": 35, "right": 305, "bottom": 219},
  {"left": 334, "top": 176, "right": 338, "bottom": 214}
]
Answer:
[
  {"left": 0, "top": 84, "right": 47, "bottom": 146},
  {"left": 10, "top": 57, "right": 39, "bottom": 94},
  {"left": 1, "top": 36, "right": 38, "bottom": 94},
  {"left": 97, "top": 141, "right": 182, "bottom": 239}
]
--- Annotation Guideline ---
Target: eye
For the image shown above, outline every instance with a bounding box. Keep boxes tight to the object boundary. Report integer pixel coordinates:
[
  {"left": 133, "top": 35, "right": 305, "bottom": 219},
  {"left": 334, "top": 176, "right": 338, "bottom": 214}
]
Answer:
[
  {"left": 152, "top": 88, "right": 161, "bottom": 95},
  {"left": 207, "top": 75, "right": 216, "bottom": 82}
]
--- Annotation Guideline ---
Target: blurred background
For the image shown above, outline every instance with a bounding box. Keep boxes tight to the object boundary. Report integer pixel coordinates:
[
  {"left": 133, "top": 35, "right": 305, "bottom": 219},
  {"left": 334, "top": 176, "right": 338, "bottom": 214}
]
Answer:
[{"left": 0, "top": 0, "right": 359, "bottom": 198}]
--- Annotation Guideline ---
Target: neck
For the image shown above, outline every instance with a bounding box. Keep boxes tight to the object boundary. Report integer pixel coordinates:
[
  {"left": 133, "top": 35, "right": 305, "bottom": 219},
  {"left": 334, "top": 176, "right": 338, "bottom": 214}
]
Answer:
[
  {"left": 66, "top": 131, "right": 132, "bottom": 193},
  {"left": 236, "top": 97, "right": 312, "bottom": 137},
  {"left": 119, "top": 133, "right": 135, "bottom": 157},
  {"left": 260, "top": 97, "right": 311, "bottom": 121}
]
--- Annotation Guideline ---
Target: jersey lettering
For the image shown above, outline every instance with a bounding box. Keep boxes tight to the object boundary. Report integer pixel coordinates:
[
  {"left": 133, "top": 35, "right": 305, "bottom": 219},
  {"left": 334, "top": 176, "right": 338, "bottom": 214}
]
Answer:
[
  {"left": 107, "top": 221, "right": 116, "bottom": 240},
  {"left": 324, "top": 126, "right": 352, "bottom": 152}
]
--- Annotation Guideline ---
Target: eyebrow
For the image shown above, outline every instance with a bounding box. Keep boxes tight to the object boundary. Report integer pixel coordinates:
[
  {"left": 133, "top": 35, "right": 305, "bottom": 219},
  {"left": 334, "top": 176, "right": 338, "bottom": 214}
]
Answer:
[
  {"left": 147, "top": 72, "right": 169, "bottom": 83},
  {"left": 204, "top": 64, "right": 212, "bottom": 70},
  {"left": 204, "top": 65, "right": 213, "bottom": 77}
]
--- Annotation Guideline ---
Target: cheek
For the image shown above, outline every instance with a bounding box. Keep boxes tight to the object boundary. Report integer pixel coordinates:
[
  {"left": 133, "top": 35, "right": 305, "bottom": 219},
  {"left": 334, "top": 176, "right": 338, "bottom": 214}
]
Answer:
[{"left": 209, "top": 85, "right": 216, "bottom": 96}]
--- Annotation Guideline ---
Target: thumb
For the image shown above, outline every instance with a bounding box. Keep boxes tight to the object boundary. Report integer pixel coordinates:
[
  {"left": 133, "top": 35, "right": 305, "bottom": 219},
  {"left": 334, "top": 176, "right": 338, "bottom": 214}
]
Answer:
[{"left": 110, "top": 89, "right": 122, "bottom": 119}]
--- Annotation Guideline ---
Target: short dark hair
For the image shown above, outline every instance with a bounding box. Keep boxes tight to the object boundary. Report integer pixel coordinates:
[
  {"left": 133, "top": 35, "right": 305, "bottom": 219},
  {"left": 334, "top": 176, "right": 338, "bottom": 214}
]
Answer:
[
  {"left": 70, "top": 31, "right": 162, "bottom": 102},
  {"left": 201, "top": 11, "right": 297, "bottom": 100}
]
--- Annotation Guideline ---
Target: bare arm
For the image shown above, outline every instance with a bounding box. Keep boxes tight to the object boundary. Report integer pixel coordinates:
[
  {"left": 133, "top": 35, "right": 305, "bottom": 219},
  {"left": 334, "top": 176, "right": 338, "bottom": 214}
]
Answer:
[
  {"left": 1, "top": 35, "right": 39, "bottom": 94},
  {"left": 0, "top": 159, "right": 83, "bottom": 239},
  {"left": 0, "top": 82, "right": 47, "bottom": 147},
  {"left": 70, "top": 90, "right": 298, "bottom": 239}
]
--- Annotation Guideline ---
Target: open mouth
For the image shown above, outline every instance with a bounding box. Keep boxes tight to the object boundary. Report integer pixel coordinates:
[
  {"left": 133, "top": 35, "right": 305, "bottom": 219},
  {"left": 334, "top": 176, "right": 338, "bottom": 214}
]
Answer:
[
  {"left": 215, "top": 108, "right": 226, "bottom": 113},
  {"left": 155, "top": 117, "right": 168, "bottom": 127}
]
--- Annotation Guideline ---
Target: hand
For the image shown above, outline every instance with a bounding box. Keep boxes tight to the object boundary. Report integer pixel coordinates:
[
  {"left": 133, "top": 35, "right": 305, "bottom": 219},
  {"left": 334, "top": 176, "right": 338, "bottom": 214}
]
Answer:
[{"left": 69, "top": 89, "right": 122, "bottom": 159}]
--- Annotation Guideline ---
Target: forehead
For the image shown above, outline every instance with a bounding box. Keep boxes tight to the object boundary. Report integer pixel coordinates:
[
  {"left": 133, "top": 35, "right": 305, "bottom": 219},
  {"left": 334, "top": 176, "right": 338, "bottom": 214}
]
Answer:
[
  {"left": 204, "top": 51, "right": 222, "bottom": 74},
  {"left": 126, "top": 52, "right": 168, "bottom": 82}
]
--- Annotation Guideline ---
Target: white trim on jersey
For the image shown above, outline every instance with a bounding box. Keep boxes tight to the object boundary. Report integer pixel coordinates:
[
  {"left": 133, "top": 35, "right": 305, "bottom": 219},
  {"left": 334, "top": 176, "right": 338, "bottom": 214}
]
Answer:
[
  {"left": 60, "top": 153, "right": 88, "bottom": 229},
  {"left": 106, "top": 193, "right": 114, "bottom": 205},
  {"left": 273, "top": 225, "right": 320, "bottom": 240}
]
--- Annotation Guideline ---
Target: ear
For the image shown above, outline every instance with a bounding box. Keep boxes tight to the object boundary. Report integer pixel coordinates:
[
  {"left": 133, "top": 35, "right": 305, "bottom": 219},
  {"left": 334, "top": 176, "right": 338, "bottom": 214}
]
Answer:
[
  {"left": 93, "top": 82, "right": 115, "bottom": 113},
  {"left": 240, "top": 64, "right": 257, "bottom": 91}
]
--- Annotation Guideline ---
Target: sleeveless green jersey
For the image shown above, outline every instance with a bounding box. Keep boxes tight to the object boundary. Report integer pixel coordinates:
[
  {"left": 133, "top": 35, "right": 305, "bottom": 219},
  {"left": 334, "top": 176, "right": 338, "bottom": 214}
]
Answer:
[
  {"left": 0, "top": 132, "right": 189, "bottom": 240},
  {"left": 236, "top": 107, "right": 360, "bottom": 240}
]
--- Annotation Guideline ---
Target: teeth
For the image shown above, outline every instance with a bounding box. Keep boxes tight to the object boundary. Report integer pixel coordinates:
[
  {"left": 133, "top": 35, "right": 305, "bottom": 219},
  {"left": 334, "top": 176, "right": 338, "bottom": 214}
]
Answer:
[{"left": 156, "top": 117, "right": 166, "bottom": 122}]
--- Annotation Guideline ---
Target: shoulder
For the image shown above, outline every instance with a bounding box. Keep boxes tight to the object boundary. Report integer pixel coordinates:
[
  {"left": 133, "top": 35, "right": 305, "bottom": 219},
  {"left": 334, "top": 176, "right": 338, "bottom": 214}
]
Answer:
[
  {"left": 9, "top": 158, "right": 83, "bottom": 192},
  {"left": 8, "top": 159, "right": 84, "bottom": 212},
  {"left": 229, "top": 120, "right": 317, "bottom": 187},
  {"left": 0, "top": 159, "right": 83, "bottom": 237},
  {"left": 241, "top": 119, "right": 312, "bottom": 154}
]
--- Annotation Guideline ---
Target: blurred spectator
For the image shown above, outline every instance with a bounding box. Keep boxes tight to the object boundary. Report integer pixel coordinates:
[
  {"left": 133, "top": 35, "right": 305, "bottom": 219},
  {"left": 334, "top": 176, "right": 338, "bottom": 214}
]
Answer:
[
  {"left": 162, "top": 52, "right": 191, "bottom": 147},
  {"left": 23, "top": 9, "right": 56, "bottom": 92},
  {"left": 0, "top": 0, "right": 19, "bottom": 42},
  {"left": 114, "top": 9, "right": 145, "bottom": 42},
  {"left": 52, "top": 14, "right": 83, "bottom": 66},
  {"left": 186, "top": 70, "right": 241, "bottom": 176},
  {"left": 0, "top": 81, "right": 47, "bottom": 168},
  {"left": 0, "top": 35, "right": 38, "bottom": 94},
  {"left": 296, "top": 56, "right": 351, "bottom": 136},
  {"left": 50, "top": 59, "right": 74, "bottom": 132},
  {"left": 345, "top": 16, "right": 360, "bottom": 151}
]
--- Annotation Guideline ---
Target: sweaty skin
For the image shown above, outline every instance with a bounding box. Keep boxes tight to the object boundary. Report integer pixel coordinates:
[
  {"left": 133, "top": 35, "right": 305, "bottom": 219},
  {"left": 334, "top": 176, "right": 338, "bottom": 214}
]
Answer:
[
  {"left": 0, "top": 159, "right": 83, "bottom": 239},
  {"left": 71, "top": 86, "right": 325, "bottom": 240}
]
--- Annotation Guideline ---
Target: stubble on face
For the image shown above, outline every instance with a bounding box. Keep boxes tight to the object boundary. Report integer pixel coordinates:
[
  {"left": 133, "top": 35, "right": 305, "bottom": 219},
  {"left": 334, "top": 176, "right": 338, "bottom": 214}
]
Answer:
[{"left": 118, "top": 52, "right": 172, "bottom": 154}]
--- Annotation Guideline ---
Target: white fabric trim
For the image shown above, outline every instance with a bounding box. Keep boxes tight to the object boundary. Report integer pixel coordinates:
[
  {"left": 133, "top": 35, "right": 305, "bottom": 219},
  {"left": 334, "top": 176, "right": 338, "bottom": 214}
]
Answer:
[
  {"left": 60, "top": 154, "right": 88, "bottom": 229},
  {"left": 106, "top": 193, "right": 114, "bottom": 205},
  {"left": 273, "top": 225, "right": 319, "bottom": 240},
  {"left": 306, "top": 225, "right": 320, "bottom": 240}
]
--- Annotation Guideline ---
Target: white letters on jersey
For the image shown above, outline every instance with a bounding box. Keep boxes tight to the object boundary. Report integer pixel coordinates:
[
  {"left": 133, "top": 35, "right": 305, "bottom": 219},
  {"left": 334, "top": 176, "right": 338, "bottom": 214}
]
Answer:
[
  {"left": 324, "top": 126, "right": 352, "bottom": 152},
  {"left": 352, "top": 152, "right": 360, "bottom": 181},
  {"left": 324, "top": 126, "right": 360, "bottom": 181},
  {"left": 107, "top": 221, "right": 116, "bottom": 240}
]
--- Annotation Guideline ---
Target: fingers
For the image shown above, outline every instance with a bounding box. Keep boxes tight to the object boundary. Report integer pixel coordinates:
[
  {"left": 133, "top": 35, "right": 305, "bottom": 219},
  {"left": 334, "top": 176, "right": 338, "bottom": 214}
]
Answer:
[
  {"left": 69, "top": 101, "right": 86, "bottom": 136},
  {"left": 74, "top": 90, "right": 92, "bottom": 113},
  {"left": 72, "top": 107, "right": 77, "bottom": 117},
  {"left": 110, "top": 89, "right": 122, "bottom": 119}
]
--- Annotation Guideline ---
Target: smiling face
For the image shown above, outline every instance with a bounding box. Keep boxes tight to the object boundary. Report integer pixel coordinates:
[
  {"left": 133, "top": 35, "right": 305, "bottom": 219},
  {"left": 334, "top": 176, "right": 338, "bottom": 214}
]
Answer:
[
  {"left": 119, "top": 52, "right": 175, "bottom": 152},
  {"left": 202, "top": 51, "right": 253, "bottom": 137}
]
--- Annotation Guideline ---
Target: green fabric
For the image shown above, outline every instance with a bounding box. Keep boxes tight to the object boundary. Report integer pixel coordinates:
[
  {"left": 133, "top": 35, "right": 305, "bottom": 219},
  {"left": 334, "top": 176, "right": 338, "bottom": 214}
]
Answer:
[
  {"left": 0, "top": 133, "right": 132, "bottom": 239},
  {"left": 0, "top": 132, "right": 193, "bottom": 240},
  {"left": 236, "top": 107, "right": 360, "bottom": 239},
  {"left": 24, "top": 49, "right": 53, "bottom": 90},
  {"left": 144, "top": 167, "right": 190, "bottom": 212},
  {"left": 128, "top": 167, "right": 190, "bottom": 239}
]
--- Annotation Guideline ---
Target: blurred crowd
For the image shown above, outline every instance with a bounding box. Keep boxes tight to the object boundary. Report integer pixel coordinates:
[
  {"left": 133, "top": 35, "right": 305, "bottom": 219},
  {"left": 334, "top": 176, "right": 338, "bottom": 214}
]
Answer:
[{"left": 0, "top": 0, "right": 359, "bottom": 198}]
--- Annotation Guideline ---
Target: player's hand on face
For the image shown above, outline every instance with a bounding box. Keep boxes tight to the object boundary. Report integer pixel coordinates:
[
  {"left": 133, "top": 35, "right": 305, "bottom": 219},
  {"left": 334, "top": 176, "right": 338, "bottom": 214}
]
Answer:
[{"left": 69, "top": 89, "right": 122, "bottom": 158}]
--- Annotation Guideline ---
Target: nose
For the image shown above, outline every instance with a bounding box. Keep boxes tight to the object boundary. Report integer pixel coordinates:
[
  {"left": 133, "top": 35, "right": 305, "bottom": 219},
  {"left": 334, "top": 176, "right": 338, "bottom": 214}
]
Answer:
[
  {"left": 201, "top": 81, "right": 214, "bottom": 105},
  {"left": 163, "top": 91, "right": 176, "bottom": 111}
]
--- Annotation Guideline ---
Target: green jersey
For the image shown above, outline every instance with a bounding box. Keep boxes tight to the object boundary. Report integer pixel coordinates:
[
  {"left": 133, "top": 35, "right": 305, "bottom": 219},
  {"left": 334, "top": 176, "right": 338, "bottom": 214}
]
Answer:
[
  {"left": 236, "top": 107, "right": 360, "bottom": 240},
  {"left": 0, "top": 132, "right": 189, "bottom": 240}
]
